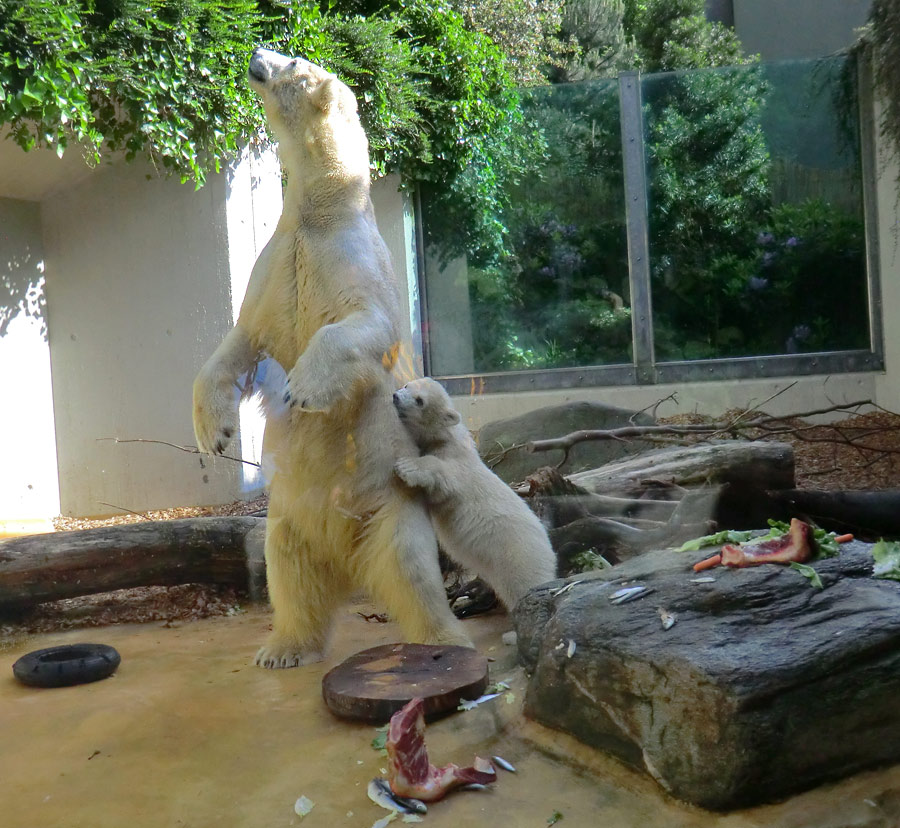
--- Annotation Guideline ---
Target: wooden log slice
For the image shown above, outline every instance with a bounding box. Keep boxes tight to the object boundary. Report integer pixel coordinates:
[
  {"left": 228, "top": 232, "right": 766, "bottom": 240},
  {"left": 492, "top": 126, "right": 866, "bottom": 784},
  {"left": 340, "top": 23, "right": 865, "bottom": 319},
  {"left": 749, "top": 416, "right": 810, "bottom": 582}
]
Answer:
[{"left": 322, "top": 643, "right": 489, "bottom": 723}]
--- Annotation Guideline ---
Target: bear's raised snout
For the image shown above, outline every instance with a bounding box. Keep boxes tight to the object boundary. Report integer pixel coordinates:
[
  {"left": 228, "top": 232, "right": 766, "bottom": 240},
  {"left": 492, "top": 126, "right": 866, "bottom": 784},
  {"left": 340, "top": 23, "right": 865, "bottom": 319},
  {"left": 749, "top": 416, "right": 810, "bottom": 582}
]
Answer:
[
  {"left": 248, "top": 48, "right": 297, "bottom": 85},
  {"left": 248, "top": 49, "right": 270, "bottom": 83}
]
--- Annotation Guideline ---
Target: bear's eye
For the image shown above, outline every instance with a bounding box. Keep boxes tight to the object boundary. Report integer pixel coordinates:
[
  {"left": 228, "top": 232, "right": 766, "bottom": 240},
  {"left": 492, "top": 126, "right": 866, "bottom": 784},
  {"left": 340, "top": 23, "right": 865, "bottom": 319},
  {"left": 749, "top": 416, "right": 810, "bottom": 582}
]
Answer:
[{"left": 415, "top": 397, "right": 424, "bottom": 407}]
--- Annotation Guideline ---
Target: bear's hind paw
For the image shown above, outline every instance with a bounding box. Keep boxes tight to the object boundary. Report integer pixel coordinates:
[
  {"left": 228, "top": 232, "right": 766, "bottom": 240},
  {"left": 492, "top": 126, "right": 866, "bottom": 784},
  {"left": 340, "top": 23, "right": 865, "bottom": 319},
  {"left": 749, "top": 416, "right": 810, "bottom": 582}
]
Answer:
[{"left": 254, "top": 640, "right": 325, "bottom": 670}]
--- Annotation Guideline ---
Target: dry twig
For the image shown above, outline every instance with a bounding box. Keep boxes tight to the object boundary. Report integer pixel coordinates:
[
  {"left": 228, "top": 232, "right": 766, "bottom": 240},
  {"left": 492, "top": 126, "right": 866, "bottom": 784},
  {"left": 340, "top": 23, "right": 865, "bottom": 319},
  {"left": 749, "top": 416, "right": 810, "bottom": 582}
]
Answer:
[
  {"left": 527, "top": 399, "right": 881, "bottom": 457},
  {"left": 97, "top": 437, "right": 261, "bottom": 468}
]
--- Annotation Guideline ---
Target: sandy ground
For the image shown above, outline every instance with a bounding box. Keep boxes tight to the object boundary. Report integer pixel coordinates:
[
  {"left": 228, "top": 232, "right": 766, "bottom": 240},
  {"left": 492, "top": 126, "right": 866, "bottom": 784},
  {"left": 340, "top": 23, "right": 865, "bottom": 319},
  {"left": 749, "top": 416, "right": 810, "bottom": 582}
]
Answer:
[{"left": 4, "top": 602, "right": 900, "bottom": 828}]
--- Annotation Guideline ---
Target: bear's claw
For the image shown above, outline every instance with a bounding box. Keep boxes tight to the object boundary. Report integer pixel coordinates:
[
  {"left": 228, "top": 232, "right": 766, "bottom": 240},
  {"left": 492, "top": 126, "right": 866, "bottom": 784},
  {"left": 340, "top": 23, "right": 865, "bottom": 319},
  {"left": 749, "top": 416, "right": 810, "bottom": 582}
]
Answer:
[
  {"left": 193, "top": 372, "right": 239, "bottom": 454},
  {"left": 254, "top": 639, "right": 325, "bottom": 669}
]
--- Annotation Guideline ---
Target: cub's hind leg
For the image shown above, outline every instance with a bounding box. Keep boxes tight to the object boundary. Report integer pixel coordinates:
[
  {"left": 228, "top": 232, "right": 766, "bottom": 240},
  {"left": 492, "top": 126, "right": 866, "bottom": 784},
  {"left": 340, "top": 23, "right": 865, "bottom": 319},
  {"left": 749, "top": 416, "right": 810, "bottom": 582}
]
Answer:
[{"left": 356, "top": 496, "right": 472, "bottom": 648}]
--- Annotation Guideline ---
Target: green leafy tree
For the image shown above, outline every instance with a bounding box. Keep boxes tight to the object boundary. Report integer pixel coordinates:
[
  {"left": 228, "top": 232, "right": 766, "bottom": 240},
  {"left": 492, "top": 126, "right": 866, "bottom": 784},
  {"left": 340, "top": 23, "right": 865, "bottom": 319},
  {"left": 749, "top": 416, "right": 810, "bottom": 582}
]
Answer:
[
  {"left": 462, "top": 81, "right": 632, "bottom": 370},
  {"left": 857, "top": 0, "right": 900, "bottom": 193},
  {"left": 623, "top": 0, "right": 751, "bottom": 71},
  {"left": 457, "top": 0, "right": 772, "bottom": 368},
  {"left": 617, "top": 0, "right": 772, "bottom": 358},
  {"left": 452, "top": 0, "right": 568, "bottom": 85},
  {"left": 0, "top": 0, "right": 330, "bottom": 182},
  {"left": 643, "top": 64, "right": 771, "bottom": 358},
  {"left": 550, "top": 0, "right": 632, "bottom": 82},
  {"left": 0, "top": 0, "right": 540, "bottom": 264}
]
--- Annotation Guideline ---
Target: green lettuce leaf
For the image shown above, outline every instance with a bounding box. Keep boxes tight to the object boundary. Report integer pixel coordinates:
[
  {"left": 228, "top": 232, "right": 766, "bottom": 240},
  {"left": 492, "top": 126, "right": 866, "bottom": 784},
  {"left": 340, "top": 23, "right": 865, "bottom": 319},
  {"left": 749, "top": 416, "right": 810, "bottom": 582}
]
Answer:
[
  {"left": 872, "top": 539, "right": 900, "bottom": 580},
  {"left": 677, "top": 529, "right": 755, "bottom": 552},
  {"left": 789, "top": 562, "right": 824, "bottom": 589}
]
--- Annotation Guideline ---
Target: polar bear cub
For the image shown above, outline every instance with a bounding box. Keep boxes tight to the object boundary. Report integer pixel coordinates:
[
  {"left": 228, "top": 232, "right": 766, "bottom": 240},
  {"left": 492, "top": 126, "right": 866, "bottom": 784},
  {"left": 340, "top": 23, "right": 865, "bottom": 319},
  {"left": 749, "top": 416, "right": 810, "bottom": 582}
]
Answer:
[{"left": 393, "top": 378, "right": 557, "bottom": 610}]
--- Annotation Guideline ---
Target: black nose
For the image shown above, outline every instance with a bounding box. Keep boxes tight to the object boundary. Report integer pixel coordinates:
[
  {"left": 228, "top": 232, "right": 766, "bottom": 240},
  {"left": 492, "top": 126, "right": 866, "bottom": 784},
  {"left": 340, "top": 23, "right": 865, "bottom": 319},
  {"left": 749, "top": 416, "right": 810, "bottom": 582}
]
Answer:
[{"left": 392, "top": 392, "right": 399, "bottom": 401}]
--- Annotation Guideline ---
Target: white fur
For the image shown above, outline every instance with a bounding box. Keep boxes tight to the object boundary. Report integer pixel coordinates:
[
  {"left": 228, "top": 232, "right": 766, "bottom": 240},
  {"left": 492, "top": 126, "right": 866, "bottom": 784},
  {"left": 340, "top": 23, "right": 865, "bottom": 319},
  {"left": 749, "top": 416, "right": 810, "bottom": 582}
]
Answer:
[
  {"left": 193, "top": 50, "right": 469, "bottom": 668},
  {"left": 393, "top": 378, "right": 557, "bottom": 609}
]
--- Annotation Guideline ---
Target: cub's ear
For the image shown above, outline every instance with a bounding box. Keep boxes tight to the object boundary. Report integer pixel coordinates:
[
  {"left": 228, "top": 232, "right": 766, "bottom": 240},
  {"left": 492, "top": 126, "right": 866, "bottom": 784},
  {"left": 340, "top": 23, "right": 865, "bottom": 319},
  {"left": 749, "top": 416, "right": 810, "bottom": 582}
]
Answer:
[
  {"left": 442, "top": 408, "right": 461, "bottom": 427},
  {"left": 312, "top": 76, "right": 358, "bottom": 115}
]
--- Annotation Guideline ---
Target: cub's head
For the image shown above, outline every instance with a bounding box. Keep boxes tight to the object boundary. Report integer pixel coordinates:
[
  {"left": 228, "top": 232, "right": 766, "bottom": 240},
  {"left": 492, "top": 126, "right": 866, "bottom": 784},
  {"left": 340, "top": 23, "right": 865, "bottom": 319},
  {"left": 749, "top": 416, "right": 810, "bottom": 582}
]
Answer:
[
  {"left": 393, "top": 378, "right": 461, "bottom": 448},
  {"left": 247, "top": 48, "right": 368, "bottom": 175}
]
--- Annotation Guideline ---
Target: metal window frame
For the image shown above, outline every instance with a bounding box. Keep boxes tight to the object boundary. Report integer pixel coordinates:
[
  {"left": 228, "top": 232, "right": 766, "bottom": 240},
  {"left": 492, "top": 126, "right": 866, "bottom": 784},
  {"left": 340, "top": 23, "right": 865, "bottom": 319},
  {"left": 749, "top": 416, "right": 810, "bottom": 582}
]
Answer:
[{"left": 415, "top": 60, "right": 884, "bottom": 396}]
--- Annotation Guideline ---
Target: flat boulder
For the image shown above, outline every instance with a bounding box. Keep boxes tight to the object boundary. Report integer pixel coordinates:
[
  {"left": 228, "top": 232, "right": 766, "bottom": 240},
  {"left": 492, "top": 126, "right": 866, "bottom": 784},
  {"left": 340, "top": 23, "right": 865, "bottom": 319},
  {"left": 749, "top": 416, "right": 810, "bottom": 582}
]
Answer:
[
  {"left": 514, "top": 540, "right": 900, "bottom": 810},
  {"left": 477, "top": 401, "right": 654, "bottom": 483}
]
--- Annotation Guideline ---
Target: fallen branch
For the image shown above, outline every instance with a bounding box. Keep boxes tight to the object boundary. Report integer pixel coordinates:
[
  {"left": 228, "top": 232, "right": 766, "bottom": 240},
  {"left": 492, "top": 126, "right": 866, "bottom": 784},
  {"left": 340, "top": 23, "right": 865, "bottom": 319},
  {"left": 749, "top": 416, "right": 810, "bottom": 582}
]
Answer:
[
  {"left": 0, "top": 517, "right": 267, "bottom": 613},
  {"left": 569, "top": 441, "right": 795, "bottom": 495}
]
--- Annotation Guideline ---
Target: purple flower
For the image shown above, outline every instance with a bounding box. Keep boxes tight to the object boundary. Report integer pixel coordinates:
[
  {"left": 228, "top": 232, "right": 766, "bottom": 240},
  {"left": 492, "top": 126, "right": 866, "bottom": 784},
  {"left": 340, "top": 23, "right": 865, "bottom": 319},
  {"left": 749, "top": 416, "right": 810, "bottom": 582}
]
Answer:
[
  {"left": 556, "top": 250, "right": 583, "bottom": 271},
  {"left": 538, "top": 266, "right": 554, "bottom": 278},
  {"left": 784, "top": 236, "right": 800, "bottom": 248},
  {"left": 786, "top": 324, "right": 812, "bottom": 354},
  {"left": 792, "top": 323, "right": 812, "bottom": 341},
  {"left": 748, "top": 276, "right": 769, "bottom": 291},
  {"left": 756, "top": 231, "right": 775, "bottom": 246},
  {"left": 539, "top": 219, "right": 562, "bottom": 236}
]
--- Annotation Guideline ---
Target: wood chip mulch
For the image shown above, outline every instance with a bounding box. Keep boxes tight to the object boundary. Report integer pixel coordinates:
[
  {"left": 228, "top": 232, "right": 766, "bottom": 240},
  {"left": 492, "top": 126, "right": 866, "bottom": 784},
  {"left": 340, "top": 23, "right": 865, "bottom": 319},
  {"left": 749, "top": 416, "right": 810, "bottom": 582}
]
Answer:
[
  {"left": 51, "top": 494, "right": 269, "bottom": 533},
  {"left": 0, "top": 584, "right": 247, "bottom": 646}
]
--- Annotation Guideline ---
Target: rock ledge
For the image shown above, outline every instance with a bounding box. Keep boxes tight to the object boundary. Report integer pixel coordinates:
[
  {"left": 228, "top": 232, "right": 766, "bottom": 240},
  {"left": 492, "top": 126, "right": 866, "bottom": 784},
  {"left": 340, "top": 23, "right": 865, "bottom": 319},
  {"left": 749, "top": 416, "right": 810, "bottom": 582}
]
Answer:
[{"left": 515, "top": 541, "right": 900, "bottom": 810}]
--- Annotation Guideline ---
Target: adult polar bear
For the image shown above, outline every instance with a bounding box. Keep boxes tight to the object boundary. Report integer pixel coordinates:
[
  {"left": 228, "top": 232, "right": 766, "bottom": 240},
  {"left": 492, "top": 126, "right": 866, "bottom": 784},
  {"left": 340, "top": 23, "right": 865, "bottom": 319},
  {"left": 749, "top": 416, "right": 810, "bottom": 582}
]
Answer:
[{"left": 193, "top": 48, "right": 471, "bottom": 667}]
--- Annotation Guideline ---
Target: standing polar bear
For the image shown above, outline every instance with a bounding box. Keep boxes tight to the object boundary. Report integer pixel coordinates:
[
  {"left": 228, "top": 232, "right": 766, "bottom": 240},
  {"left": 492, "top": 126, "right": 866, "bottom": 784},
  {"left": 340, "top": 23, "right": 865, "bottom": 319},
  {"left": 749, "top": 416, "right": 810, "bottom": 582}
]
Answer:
[
  {"left": 393, "top": 378, "right": 557, "bottom": 610},
  {"left": 193, "top": 49, "right": 474, "bottom": 667}
]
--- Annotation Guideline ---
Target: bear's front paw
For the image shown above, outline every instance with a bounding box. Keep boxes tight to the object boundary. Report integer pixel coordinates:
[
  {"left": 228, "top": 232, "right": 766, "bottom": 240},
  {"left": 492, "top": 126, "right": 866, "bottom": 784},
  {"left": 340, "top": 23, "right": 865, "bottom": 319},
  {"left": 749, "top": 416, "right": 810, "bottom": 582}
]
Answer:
[
  {"left": 254, "top": 636, "right": 325, "bottom": 669},
  {"left": 283, "top": 363, "right": 344, "bottom": 413},
  {"left": 193, "top": 377, "right": 239, "bottom": 455},
  {"left": 394, "top": 457, "right": 424, "bottom": 488}
]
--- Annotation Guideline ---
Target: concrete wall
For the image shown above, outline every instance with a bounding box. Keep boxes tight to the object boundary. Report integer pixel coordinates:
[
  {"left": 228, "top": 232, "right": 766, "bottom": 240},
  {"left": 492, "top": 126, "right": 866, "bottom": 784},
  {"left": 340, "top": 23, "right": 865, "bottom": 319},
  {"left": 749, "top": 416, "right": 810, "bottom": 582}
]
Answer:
[
  {"left": 41, "top": 160, "right": 246, "bottom": 517},
  {"left": 733, "top": 0, "right": 871, "bottom": 61},
  {"left": 0, "top": 198, "right": 60, "bottom": 529},
  {"left": 451, "top": 373, "right": 878, "bottom": 433},
  {"left": 873, "top": 98, "right": 900, "bottom": 412}
]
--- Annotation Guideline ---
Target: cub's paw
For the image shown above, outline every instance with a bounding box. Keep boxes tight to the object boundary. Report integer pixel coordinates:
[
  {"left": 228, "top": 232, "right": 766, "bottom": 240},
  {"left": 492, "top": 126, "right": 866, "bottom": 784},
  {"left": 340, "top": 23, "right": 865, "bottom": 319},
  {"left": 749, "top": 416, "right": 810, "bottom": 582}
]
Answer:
[
  {"left": 254, "top": 636, "right": 325, "bottom": 670},
  {"left": 193, "top": 376, "right": 238, "bottom": 455},
  {"left": 393, "top": 457, "right": 425, "bottom": 488}
]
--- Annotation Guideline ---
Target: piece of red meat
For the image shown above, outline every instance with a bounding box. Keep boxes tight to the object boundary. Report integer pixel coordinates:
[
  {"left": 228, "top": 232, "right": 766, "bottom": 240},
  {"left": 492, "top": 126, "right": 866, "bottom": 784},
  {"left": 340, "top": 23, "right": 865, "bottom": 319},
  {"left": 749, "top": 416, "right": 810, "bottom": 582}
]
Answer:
[
  {"left": 721, "top": 518, "right": 815, "bottom": 567},
  {"left": 386, "top": 697, "right": 496, "bottom": 802}
]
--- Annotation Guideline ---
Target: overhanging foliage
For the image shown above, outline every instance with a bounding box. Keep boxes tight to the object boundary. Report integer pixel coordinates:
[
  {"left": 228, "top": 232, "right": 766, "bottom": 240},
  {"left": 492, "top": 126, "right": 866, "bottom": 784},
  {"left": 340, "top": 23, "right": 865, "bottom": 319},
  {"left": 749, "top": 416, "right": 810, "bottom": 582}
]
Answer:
[{"left": 3, "top": 3, "right": 530, "bottom": 208}]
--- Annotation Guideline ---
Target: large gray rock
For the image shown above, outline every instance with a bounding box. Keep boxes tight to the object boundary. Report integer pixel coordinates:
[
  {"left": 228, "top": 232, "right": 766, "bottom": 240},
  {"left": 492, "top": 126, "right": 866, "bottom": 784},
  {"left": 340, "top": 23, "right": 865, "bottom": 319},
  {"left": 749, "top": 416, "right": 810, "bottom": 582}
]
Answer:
[
  {"left": 477, "top": 401, "right": 654, "bottom": 483},
  {"left": 515, "top": 540, "right": 900, "bottom": 810}
]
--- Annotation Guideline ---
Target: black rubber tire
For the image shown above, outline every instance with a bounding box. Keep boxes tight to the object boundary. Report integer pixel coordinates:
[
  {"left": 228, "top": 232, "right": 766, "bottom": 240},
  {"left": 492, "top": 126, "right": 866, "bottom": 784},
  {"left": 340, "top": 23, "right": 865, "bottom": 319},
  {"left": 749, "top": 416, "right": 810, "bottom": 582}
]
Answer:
[{"left": 12, "top": 643, "right": 121, "bottom": 688}]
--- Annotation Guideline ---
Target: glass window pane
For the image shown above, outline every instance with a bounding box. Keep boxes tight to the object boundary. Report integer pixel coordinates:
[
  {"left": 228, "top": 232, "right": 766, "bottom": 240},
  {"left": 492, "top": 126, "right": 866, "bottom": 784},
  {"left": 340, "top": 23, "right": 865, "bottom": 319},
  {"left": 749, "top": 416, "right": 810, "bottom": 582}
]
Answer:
[
  {"left": 420, "top": 79, "right": 631, "bottom": 375},
  {"left": 643, "top": 57, "right": 869, "bottom": 361}
]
